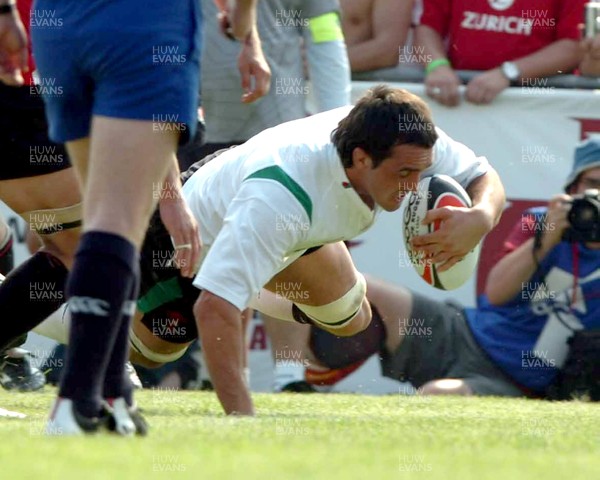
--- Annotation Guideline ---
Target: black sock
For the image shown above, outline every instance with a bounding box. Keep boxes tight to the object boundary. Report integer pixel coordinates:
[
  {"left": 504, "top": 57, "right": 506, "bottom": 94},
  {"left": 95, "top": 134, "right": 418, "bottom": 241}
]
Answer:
[
  {"left": 0, "top": 251, "right": 68, "bottom": 352},
  {"left": 59, "top": 231, "right": 136, "bottom": 418},
  {"left": 103, "top": 263, "right": 139, "bottom": 406},
  {"left": 0, "top": 230, "right": 14, "bottom": 276}
]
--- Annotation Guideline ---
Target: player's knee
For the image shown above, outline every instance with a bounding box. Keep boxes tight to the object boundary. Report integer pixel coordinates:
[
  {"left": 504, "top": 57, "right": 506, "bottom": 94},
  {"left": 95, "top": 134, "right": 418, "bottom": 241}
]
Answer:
[
  {"left": 330, "top": 299, "right": 372, "bottom": 337},
  {"left": 129, "top": 348, "right": 165, "bottom": 369},
  {"left": 420, "top": 379, "right": 473, "bottom": 396},
  {"left": 293, "top": 273, "right": 368, "bottom": 335},
  {"left": 129, "top": 326, "right": 190, "bottom": 368}
]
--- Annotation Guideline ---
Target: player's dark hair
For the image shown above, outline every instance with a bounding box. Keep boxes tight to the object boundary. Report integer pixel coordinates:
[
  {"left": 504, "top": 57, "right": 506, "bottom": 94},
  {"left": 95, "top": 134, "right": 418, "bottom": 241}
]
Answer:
[{"left": 331, "top": 85, "right": 438, "bottom": 169}]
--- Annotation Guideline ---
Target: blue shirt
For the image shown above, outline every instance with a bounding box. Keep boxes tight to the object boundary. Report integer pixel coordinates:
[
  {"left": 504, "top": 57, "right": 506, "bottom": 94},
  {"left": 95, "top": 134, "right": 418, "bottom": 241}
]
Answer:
[{"left": 466, "top": 208, "right": 600, "bottom": 392}]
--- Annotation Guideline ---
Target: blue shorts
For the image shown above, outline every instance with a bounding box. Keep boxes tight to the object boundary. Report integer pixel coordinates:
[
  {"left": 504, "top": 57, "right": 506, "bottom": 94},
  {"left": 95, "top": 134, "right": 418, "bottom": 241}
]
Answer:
[{"left": 30, "top": 0, "right": 202, "bottom": 144}]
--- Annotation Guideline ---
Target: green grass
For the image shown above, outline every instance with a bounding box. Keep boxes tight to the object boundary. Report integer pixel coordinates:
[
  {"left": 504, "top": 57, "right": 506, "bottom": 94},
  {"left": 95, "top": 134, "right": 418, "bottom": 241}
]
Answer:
[{"left": 1, "top": 388, "right": 599, "bottom": 480}]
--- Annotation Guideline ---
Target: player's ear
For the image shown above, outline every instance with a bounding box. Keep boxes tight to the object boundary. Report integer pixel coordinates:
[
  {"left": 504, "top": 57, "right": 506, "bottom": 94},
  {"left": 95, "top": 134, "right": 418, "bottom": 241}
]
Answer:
[{"left": 351, "top": 147, "right": 373, "bottom": 170}]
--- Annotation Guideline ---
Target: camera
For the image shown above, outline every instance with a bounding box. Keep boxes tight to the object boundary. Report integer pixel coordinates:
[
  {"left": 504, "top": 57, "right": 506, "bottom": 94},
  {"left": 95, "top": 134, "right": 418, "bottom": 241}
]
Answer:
[{"left": 562, "top": 189, "right": 600, "bottom": 242}]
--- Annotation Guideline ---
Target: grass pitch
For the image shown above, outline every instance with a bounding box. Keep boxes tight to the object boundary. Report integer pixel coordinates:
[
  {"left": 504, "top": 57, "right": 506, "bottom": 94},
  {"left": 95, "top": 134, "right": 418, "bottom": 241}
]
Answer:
[{"left": 1, "top": 388, "right": 599, "bottom": 480}]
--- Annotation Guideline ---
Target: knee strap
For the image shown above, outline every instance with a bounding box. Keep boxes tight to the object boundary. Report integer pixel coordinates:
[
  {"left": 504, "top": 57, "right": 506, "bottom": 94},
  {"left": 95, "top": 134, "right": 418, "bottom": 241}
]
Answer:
[
  {"left": 293, "top": 273, "right": 366, "bottom": 330},
  {"left": 20, "top": 203, "right": 82, "bottom": 235}
]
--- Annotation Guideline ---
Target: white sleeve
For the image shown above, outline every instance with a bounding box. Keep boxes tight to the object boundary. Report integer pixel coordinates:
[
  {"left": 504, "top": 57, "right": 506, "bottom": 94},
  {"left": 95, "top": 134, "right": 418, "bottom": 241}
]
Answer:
[
  {"left": 193, "top": 180, "right": 309, "bottom": 311},
  {"left": 423, "top": 127, "right": 491, "bottom": 188}
]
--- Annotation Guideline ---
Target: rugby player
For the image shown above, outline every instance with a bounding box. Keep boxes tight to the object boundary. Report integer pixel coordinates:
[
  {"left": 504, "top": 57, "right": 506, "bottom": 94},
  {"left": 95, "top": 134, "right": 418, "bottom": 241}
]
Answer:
[
  {"left": 31, "top": 86, "right": 506, "bottom": 415},
  {"left": 0, "top": 0, "right": 268, "bottom": 434}
]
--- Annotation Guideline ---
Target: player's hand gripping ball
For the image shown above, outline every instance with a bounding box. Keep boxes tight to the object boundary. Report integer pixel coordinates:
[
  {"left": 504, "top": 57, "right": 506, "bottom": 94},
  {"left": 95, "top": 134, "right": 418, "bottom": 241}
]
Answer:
[{"left": 402, "top": 174, "right": 481, "bottom": 290}]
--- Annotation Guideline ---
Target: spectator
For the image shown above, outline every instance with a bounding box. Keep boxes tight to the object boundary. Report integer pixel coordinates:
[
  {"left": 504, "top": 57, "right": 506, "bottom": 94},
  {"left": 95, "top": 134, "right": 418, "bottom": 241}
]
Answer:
[
  {"left": 580, "top": 33, "right": 600, "bottom": 76},
  {"left": 415, "top": 0, "right": 586, "bottom": 106},
  {"left": 197, "top": 0, "right": 350, "bottom": 165},
  {"left": 340, "top": 0, "right": 414, "bottom": 72}
]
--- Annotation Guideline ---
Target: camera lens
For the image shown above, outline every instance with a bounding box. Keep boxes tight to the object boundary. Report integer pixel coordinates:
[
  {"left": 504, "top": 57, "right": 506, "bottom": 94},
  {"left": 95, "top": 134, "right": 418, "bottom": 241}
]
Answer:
[{"left": 570, "top": 203, "right": 598, "bottom": 230}]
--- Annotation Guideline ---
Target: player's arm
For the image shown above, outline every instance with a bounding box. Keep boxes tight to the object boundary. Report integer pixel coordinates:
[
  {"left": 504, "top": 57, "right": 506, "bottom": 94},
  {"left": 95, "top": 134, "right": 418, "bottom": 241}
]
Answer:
[
  {"left": 0, "top": 1, "right": 28, "bottom": 85},
  {"left": 412, "top": 129, "right": 506, "bottom": 271},
  {"left": 194, "top": 291, "right": 251, "bottom": 414},
  {"left": 194, "top": 182, "right": 308, "bottom": 415},
  {"left": 346, "top": 0, "right": 412, "bottom": 72},
  {"left": 157, "top": 157, "right": 201, "bottom": 278},
  {"left": 486, "top": 195, "right": 570, "bottom": 305},
  {"left": 464, "top": 166, "right": 505, "bottom": 233},
  {"left": 418, "top": 168, "right": 504, "bottom": 272}
]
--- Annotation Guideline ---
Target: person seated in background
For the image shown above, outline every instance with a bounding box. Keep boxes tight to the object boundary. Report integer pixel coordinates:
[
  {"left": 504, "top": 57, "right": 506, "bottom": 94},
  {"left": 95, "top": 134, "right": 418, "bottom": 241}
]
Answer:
[
  {"left": 340, "top": 0, "right": 414, "bottom": 72},
  {"left": 414, "top": 0, "right": 586, "bottom": 106},
  {"left": 300, "top": 139, "right": 600, "bottom": 398},
  {"left": 580, "top": 33, "right": 600, "bottom": 77}
]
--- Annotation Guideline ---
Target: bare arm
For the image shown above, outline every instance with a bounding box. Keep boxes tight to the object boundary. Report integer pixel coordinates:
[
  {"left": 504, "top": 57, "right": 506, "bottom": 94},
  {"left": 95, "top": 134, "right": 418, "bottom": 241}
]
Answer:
[
  {"left": 214, "top": 0, "right": 257, "bottom": 41},
  {"left": 237, "top": 25, "right": 271, "bottom": 104},
  {"left": 413, "top": 23, "right": 447, "bottom": 63},
  {"left": 466, "top": 39, "right": 582, "bottom": 105},
  {"left": 414, "top": 24, "right": 461, "bottom": 106},
  {"left": 213, "top": 0, "right": 270, "bottom": 102},
  {"left": 158, "top": 157, "right": 201, "bottom": 278},
  {"left": 513, "top": 39, "right": 582, "bottom": 79},
  {"left": 194, "top": 291, "right": 254, "bottom": 415},
  {"left": 347, "top": 0, "right": 412, "bottom": 72},
  {"left": 579, "top": 35, "right": 600, "bottom": 77},
  {"left": 485, "top": 194, "right": 570, "bottom": 305},
  {"left": 465, "top": 167, "right": 506, "bottom": 232}
]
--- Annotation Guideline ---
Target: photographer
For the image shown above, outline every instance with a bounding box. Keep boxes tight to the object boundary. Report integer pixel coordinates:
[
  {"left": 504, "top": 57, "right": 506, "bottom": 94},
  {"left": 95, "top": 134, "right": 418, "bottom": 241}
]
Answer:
[{"left": 302, "top": 139, "right": 600, "bottom": 399}]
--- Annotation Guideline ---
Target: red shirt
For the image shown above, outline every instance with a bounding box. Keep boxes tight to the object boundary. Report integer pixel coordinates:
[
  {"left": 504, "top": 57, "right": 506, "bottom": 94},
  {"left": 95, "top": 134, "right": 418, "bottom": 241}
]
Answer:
[
  {"left": 420, "top": 0, "right": 585, "bottom": 71},
  {"left": 17, "top": 0, "right": 34, "bottom": 86}
]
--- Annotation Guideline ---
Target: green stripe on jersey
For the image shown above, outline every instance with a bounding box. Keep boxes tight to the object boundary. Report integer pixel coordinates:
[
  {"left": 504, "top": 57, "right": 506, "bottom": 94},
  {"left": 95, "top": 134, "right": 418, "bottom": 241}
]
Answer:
[
  {"left": 245, "top": 166, "right": 313, "bottom": 222},
  {"left": 137, "top": 277, "right": 182, "bottom": 313}
]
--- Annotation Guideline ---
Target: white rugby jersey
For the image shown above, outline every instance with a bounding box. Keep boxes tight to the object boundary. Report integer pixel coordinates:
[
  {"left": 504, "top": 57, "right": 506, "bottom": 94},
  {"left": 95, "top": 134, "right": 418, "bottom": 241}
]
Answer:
[{"left": 182, "top": 106, "right": 489, "bottom": 310}]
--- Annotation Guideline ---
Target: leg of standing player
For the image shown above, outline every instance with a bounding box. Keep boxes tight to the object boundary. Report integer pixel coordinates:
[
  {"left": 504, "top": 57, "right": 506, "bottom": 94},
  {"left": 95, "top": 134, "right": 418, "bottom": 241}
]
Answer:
[{"left": 31, "top": 0, "right": 203, "bottom": 435}]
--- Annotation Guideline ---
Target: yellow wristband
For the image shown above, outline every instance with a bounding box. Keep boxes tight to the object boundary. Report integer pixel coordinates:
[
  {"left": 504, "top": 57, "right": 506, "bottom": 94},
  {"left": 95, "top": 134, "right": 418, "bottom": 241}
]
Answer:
[
  {"left": 426, "top": 58, "right": 451, "bottom": 75},
  {"left": 308, "top": 12, "right": 344, "bottom": 43}
]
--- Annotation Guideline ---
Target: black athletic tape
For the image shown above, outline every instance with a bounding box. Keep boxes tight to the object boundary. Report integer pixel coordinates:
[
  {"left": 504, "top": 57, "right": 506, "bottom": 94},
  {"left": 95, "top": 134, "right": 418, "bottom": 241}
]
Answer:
[
  {"left": 292, "top": 304, "right": 316, "bottom": 325},
  {"left": 292, "top": 303, "right": 359, "bottom": 328}
]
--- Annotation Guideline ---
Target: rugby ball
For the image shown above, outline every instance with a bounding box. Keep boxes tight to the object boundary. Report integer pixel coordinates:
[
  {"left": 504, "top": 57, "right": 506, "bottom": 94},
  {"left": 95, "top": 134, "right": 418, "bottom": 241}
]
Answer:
[{"left": 402, "top": 174, "right": 480, "bottom": 290}]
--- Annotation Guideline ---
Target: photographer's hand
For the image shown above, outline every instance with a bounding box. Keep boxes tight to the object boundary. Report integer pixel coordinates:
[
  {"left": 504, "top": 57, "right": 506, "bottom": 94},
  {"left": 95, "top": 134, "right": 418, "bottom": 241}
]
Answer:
[
  {"left": 485, "top": 194, "right": 571, "bottom": 305},
  {"left": 537, "top": 194, "right": 571, "bottom": 258}
]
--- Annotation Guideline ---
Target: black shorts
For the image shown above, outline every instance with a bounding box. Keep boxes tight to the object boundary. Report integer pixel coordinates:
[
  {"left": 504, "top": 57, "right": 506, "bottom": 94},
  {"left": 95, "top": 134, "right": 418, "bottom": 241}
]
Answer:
[{"left": 0, "top": 84, "right": 71, "bottom": 180}]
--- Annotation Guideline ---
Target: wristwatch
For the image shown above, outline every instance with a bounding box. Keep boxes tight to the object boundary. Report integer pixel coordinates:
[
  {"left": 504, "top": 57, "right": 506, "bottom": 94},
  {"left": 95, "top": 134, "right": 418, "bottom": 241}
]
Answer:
[{"left": 501, "top": 61, "right": 521, "bottom": 82}]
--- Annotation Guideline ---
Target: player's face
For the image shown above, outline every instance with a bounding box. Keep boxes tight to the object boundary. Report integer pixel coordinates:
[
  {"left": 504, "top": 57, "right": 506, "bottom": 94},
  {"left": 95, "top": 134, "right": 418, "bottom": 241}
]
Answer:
[{"left": 366, "top": 144, "right": 433, "bottom": 211}]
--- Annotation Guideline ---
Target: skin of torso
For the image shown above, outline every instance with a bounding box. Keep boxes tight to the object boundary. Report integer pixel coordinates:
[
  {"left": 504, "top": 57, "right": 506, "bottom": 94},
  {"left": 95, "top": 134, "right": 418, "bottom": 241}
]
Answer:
[{"left": 340, "top": 0, "right": 373, "bottom": 45}]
